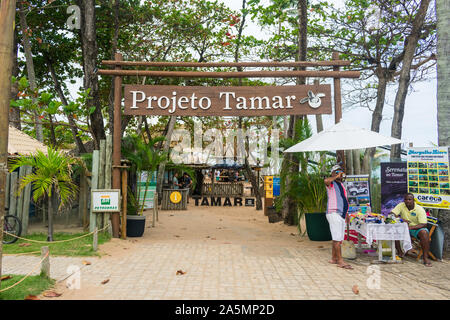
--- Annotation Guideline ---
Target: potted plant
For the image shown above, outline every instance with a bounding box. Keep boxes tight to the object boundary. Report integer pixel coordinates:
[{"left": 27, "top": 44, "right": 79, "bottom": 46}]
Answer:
[
  {"left": 297, "top": 170, "right": 332, "bottom": 241},
  {"left": 122, "top": 135, "right": 167, "bottom": 237}
]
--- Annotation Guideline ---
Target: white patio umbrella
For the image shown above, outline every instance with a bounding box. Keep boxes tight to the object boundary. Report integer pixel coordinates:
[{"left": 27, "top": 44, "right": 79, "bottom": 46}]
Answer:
[{"left": 284, "top": 121, "right": 405, "bottom": 153}]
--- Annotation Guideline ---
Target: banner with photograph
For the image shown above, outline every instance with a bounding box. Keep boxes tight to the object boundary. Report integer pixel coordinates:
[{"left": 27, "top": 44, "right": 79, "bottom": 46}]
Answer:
[
  {"left": 407, "top": 147, "right": 450, "bottom": 209},
  {"left": 380, "top": 162, "right": 408, "bottom": 216},
  {"left": 344, "top": 175, "right": 371, "bottom": 213},
  {"left": 138, "top": 171, "right": 157, "bottom": 209}
]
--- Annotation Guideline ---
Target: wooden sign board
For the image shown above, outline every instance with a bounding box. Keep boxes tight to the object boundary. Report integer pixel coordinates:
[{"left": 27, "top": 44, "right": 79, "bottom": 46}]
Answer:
[{"left": 124, "top": 85, "right": 332, "bottom": 116}]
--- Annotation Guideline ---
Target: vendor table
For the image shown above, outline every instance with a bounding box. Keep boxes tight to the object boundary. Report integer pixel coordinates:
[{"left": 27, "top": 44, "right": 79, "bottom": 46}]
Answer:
[{"left": 350, "top": 221, "right": 412, "bottom": 263}]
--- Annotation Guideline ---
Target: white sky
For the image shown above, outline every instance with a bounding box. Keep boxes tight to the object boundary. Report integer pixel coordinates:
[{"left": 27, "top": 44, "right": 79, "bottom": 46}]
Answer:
[{"left": 225, "top": 0, "right": 438, "bottom": 148}]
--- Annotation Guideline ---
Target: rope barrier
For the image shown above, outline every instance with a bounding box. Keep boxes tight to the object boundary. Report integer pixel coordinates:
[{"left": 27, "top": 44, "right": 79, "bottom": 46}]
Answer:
[
  {"left": 0, "top": 251, "right": 49, "bottom": 293},
  {"left": 2, "top": 224, "right": 111, "bottom": 244}
]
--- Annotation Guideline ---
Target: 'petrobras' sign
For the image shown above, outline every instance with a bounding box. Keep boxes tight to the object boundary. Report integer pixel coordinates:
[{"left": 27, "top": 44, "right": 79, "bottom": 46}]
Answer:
[{"left": 407, "top": 147, "right": 450, "bottom": 209}]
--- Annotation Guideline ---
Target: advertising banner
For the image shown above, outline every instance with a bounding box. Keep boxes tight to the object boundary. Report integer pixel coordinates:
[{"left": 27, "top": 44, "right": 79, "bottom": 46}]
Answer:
[
  {"left": 380, "top": 163, "right": 408, "bottom": 216},
  {"left": 407, "top": 147, "right": 450, "bottom": 209},
  {"left": 344, "top": 175, "right": 371, "bottom": 213},
  {"left": 91, "top": 189, "right": 121, "bottom": 212},
  {"left": 138, "top": 171, "right": 157, "bottom": 209}
]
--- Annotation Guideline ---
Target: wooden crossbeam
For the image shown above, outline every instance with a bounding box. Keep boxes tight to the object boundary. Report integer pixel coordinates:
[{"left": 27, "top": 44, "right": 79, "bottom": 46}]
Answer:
[
  {"left": 98, "top": 69, "right": 360, "bottom": 78},
  {"left": 101, "top": 60, "right": 352, "bottom": 67}
]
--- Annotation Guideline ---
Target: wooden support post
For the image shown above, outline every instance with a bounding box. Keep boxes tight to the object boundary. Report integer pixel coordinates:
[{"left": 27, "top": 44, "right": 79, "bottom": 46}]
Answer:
[
  {"left": 78, "top": 170, "right": 85, "bottom": 227},
  {"left": 121, "top": 168, "right": 127, "bottom": 240},
  {"left": 333, "top": 52, "right": 345, "bottom": 168},
  {"left": 16, "top": 166, "right": 26, "bottom": 223},
  {"left": 105, "top": 135, "right": 113, "bottom": 235},
  {"left": 98, "top": 139, "right": 106, "bottom": 229},
  {"left": 155, "top": 192, "right": 159, "bottom": 222},
  {"left": 111, "top": 53, "right": 123, "bottom": 239},
  {"left": 9, "top": 172, "right": 17, "bottom": 217},
  {"left": 152, "top": 195, "right": 156, "bottom": 227},
  {"left": 105, "top": 135, "right": 113, "bottom": 189},
  {"left": 21, "top": 166, "right": 32, "bottom": 235},
  {"left": 40, "top": 246, "right": 50, "bottom": 278},
  {"left": 93, "top": 227, "right": 98, "bottom": 252},
  {"left": 90, "top": 150, "right": 100, "bottom": 232},
  {"left": 5, "top": 172, "right": 10, "bottom": 210}
]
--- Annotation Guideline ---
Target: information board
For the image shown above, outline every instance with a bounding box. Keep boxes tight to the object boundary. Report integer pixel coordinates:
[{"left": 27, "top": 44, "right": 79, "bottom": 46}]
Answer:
[{"left": 407, "top": 147, "right": 450, "bottom": 209}]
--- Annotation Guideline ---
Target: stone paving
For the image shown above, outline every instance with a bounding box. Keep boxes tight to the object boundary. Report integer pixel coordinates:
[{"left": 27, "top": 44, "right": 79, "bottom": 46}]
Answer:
[{"left": 2, "top": 206, "right": 450, "bottom": 300}]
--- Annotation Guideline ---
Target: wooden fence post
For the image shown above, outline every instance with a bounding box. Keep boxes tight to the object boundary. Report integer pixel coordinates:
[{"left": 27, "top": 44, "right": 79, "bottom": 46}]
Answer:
[
  {"left": 90, "top": 150, "right": 100, "bottom": 232},
  {"left": 121, "top": 168, "right": 127, "bottom": 240},
  {"left": 5, "top": 172, "right": 10, "bottom": 210},
  {"left": 155, "top": 192, "right": 158, "bottom": 222},
  {"left": 97, "top": 140, "right": 106, "bottom": 229},
  {"left": 9, "top": 172, "right": 17, "bottom": 217},
  {"left": 40, "top": 246, "right": 50, "bottom": 278},
  {"left": 93, "top": 227, "right": 98, "bottom": 252},
  {"left": 21, "top": 166, "right": 32, "bottom": 235},
  {"left": 105, "top": 135, "right": 113, "bottom": 236}
]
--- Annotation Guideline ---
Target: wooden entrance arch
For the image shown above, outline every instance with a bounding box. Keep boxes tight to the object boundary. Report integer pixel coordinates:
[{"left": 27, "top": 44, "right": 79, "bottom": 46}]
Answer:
[{"left": 99, "top": 52, "right": 360, "bottom": 238}]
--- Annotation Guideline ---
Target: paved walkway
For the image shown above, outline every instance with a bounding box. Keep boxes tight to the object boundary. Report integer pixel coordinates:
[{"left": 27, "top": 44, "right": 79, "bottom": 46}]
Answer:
[{"left": 2, "top": 205, "right": 450, "bottom": 300}]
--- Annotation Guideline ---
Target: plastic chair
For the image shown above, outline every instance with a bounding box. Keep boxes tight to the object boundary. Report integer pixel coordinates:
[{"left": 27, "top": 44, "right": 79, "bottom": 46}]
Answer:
[{"left": 411, "top": 216, "right": 438, "bottom": 261}]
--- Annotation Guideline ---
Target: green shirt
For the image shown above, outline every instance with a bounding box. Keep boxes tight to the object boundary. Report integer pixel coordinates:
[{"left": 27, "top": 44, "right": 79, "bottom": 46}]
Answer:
[{"left": 391, "top": 202, "right": 427, "bottom": 227}]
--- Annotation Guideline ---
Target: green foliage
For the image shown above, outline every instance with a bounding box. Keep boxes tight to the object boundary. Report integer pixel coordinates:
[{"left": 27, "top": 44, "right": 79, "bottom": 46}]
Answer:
[
  {"left": 122, "top": 135, "right": 168, "bottom": 215},
  {"left": 276, "top": 117, "right": 334, "bottom": 233},
  {"left": 9, "top": 146, "right": 81, "bottom": 211}
]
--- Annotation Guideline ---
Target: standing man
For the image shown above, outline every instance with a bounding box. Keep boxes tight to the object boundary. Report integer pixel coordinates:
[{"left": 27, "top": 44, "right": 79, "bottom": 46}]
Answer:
[
  {"left": 391, "top": 193, "right": 432, "bottom": 267},
  {"left": 324, "top": 164, "right": 353, "bottom": 269},
  {"left": 181, "top": 172, "right": 193, "bottom": 203},
  {"left": 172, "top": 172, "right": 181, "bottom": 189}
]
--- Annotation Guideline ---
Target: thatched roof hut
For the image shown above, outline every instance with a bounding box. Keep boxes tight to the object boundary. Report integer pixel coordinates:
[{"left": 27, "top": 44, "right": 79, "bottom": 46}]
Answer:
[{"left": 8, "top": 125, "right": 47, "bottom": 156}]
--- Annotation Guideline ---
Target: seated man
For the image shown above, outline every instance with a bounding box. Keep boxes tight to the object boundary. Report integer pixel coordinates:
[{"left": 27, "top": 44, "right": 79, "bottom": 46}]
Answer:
[{"left": 391, "top": 193, "right": 432, "bottom": 267}]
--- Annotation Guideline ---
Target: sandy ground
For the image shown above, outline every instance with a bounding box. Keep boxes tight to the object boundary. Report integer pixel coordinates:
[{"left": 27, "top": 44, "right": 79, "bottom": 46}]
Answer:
[{"left": 9, "top": 199, "right": 448, "bottom": 300}]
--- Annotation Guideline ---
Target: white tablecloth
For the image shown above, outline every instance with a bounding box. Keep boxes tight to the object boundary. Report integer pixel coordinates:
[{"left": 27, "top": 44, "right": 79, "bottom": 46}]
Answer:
[{"left": 350, "top": 221, "right": 412, "bottom": 252}]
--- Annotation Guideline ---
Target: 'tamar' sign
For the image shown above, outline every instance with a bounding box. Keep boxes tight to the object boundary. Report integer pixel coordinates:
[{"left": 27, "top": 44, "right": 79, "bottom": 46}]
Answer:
[{"left": 124, "top": 85, "right": 332, "bottom": 116}]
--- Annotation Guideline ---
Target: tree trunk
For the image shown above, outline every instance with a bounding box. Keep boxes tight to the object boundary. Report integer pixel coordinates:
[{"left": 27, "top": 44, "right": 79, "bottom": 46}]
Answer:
[
  {"left": 363, "top": 71, "right": 388, "bottom": 172},
  {"left": 233, "top": 0, "right": 262, "bottom": 210},
  {"left": 48, "top": 114, "right": 57, "bottom": 147},
  {"left": 390, "top": 0, "right": 431, "bottom": 160},
  {"left": 156, "top": 116, "right": 177, "bottom": 196},
  {"left": 9, "top": 24, "right": 20, "bottom": 129},
  {"left": 0, "top": 0, "right": 17, "bottom": 287},
  {"left": 281, "top": 0, "right": 307, "bottom": 225},
  {"left": 47, "top": 193, "right": 53, "bottom": 242},
  {"left": 76, "top": 0, "right": 106, "bottom": 149},
  {"left": 108, "top": 0, "right": 120, "bottom": 137},
  {"left": 47, "top": 58, "right": 87, "bottom": 154},
  {"left": 436, "top": 0, "right": 450, "bottom": 252},
  {"left": 18, "top": 1, "right": 43, "bottom": 142},
  {"left": 352, "top": 149, "right": 361, "bottom": 175}
]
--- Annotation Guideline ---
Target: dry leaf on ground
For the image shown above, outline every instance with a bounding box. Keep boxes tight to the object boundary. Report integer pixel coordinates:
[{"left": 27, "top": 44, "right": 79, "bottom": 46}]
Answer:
[
  {"left": 82, "top": 260, "right": 91, "bottom": 265},
  {"left": 43, "top": 291, "right": 62, "bottom": 298},
  {"left": 101, "top": 279, "right": 110, "bottom": 285},
  {"left": 19, "top": 243, "right": 32, "bottom": 247},
  {"left": 352, "top": 285, "right": 359, "bottom": 294},
  {"left": 1, "top": 275, "right": 12, "bottom": 281},
  {"left": 24, "top": 295, "right": 39, "bottom": 300},
  {"left": 176, "top": 270, "right": 186, "bottom": 275}
]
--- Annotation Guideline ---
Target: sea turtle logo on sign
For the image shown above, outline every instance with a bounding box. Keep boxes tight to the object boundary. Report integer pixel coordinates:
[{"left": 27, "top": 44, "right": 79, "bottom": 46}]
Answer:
[
  {"left": 170, "top": 191, "right": 182, "bottom": 204},
  {"left": 300, "top": 91, "right": 326, "bottom": 109}
]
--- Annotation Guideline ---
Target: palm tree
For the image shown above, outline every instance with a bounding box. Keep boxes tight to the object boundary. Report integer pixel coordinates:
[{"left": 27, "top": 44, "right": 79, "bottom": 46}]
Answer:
[
  {"left": 10, "top": 147, "right": 80, "bottom": 241},
  {"left": 122, "top": 135, "right": 168, "bottom": 215}
]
